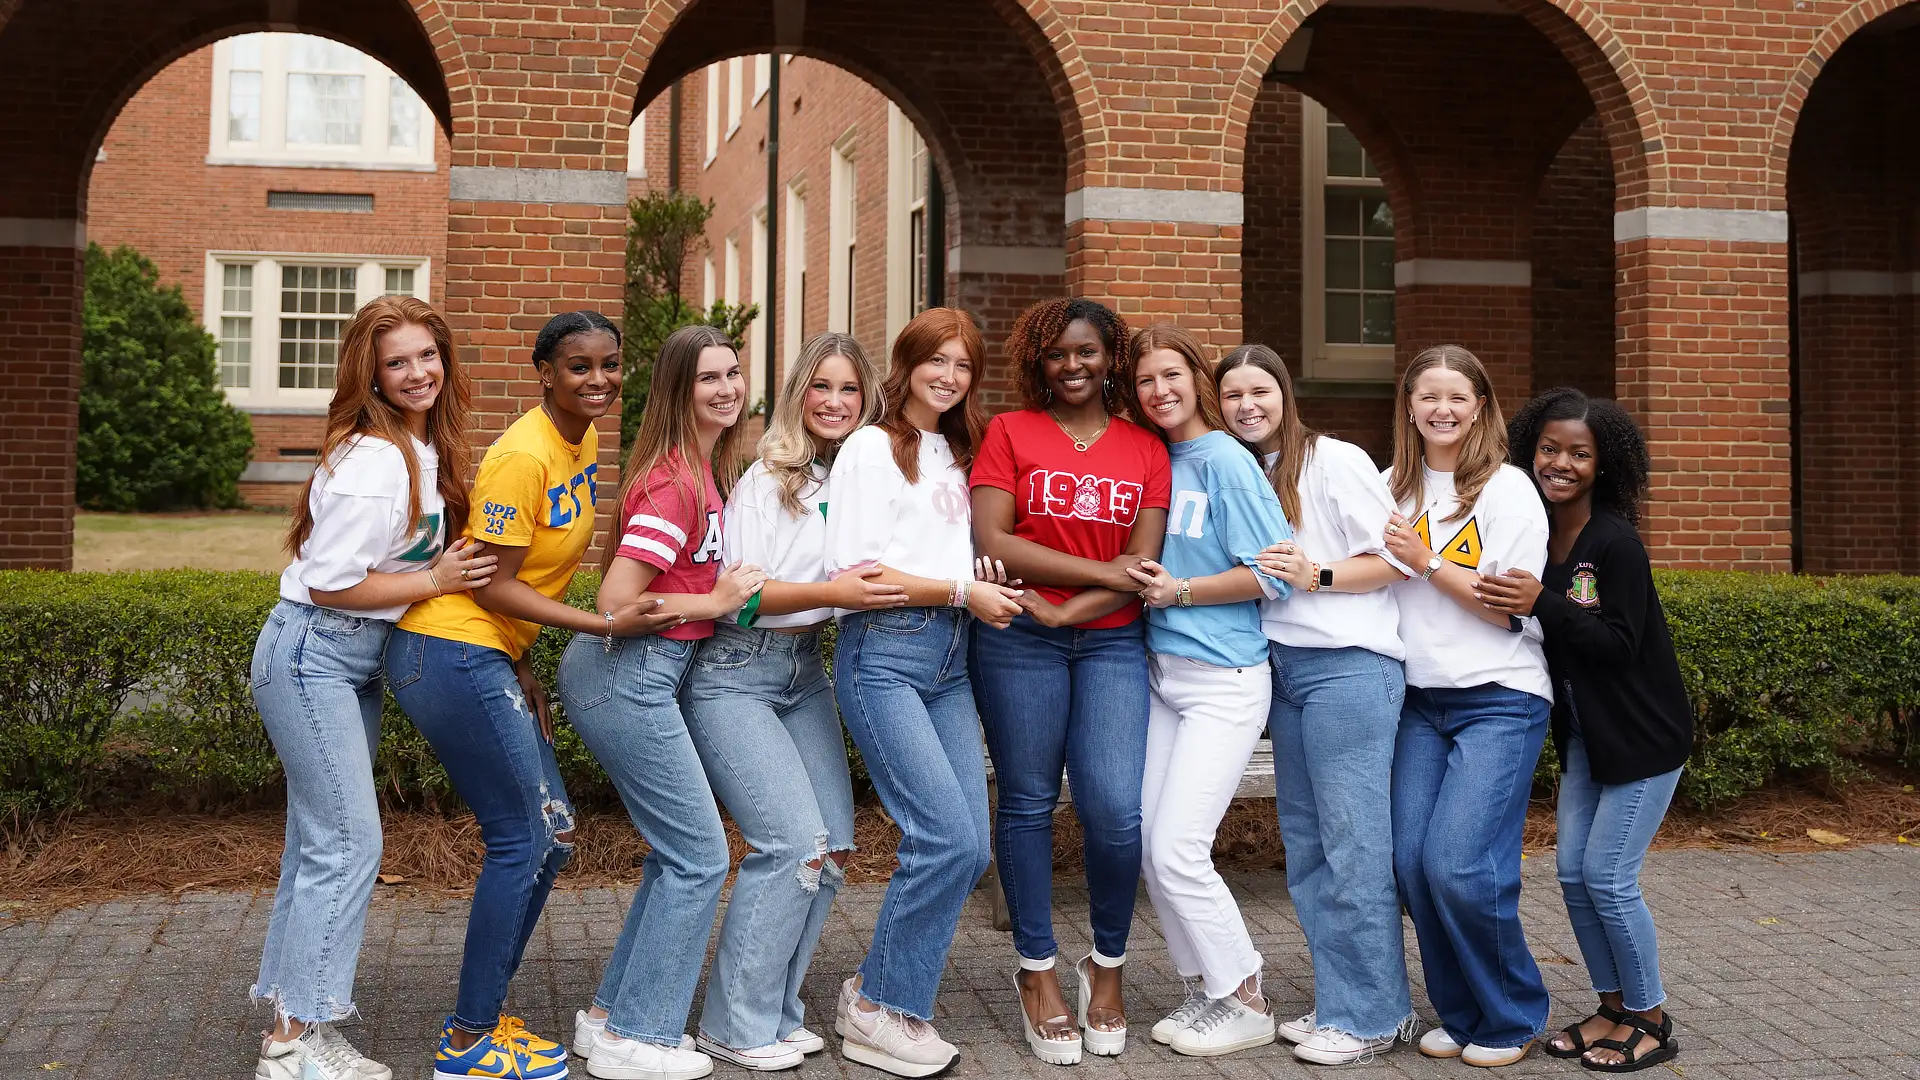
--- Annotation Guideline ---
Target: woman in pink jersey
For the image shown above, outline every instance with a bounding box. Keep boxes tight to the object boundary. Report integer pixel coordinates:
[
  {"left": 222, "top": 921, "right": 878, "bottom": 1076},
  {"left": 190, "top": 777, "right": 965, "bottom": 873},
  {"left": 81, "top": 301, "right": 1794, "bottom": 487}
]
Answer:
[{"left": 556, "top": 325, "right": 767, "bottom": 1080}]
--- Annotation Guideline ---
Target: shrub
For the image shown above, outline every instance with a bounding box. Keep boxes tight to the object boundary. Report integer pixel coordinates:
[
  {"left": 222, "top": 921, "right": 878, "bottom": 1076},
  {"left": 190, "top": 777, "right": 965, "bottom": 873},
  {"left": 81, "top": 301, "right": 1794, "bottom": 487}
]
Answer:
[
  {"left": 0, "top": 568, "right": 1912, "bottom": 820},
  {"left": 78, "top": 244, "right": 254, "bottom": 511}
]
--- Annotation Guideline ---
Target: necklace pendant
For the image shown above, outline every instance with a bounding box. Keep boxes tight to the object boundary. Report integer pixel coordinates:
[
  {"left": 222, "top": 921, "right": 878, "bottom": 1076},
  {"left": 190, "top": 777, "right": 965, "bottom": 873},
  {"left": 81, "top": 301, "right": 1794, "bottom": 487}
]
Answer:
[{"left": 1072, "top": 439, "right": 1088, "bottom": 452}]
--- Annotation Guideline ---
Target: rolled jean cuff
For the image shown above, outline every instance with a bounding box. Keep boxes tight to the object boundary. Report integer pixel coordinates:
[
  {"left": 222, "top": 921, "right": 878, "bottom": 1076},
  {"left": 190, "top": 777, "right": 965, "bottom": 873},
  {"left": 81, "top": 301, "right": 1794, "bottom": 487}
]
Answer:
[
  {"left": 1018, "top": 954, "right": 1056, "bottom": 971},
  {"left": 1089, "top": 949, "right": 1125, "bottom": 968}
]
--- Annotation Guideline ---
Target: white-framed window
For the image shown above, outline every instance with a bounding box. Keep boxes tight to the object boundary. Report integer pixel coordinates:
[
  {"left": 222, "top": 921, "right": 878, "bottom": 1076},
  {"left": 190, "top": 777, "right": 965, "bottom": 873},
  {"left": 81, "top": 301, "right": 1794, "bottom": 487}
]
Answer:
[
  {"left": 208, "top": 33, "right": 434, "bottom": 171},
  {"left": 784, "top": 182, "right": 807, "bottom": 365},
  {"left": 204, "top": 252, "right": 431, "bottom": 407},
  {"left": 703, "top": 255, "right": 716, "bottom": 309},
  {"left": 705, "top": 65, "right": 720, "bottom": 165},
  {"left": 750, "top": 209, "right": 769, "bottom": 393},
  {"left": 753, "top": 55, "right": 771, "bottom": 103},
  {"left": 727, "top": 58, "right": 744, "bottom": 136},
  {"left": 626, "top": 107, "right": 647, "bottom": 178},
  {"left": 885, "top": 105, "right": 932, "bottom": 352},
  {"left": 724, "top": 236, "right": 741, "bottom": 310},
  {"left": 1302, "top": 96, "right": 1395, "bottom": 381},
  {"left": 829, "top": 139, "right": 857, "bottom": 334}
]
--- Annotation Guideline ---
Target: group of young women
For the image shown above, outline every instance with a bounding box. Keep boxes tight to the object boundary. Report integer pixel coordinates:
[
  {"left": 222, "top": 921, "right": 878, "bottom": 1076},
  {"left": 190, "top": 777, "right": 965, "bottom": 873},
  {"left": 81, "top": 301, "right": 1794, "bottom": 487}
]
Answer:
[{"left": 247, "top": 291, "right": 1692, "bottom": 1080}]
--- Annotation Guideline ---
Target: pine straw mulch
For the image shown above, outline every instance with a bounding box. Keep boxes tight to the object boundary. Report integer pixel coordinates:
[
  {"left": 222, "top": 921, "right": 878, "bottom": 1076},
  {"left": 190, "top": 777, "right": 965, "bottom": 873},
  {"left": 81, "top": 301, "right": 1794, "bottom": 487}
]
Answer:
[{"left": 2, "top": 764, "right": 1915, "bottom": 917}]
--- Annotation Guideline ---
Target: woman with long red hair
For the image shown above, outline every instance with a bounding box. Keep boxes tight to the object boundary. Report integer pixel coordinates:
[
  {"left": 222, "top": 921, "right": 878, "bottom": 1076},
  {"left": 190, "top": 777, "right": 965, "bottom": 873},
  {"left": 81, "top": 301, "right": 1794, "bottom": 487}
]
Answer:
[
  {"left": 822, "top": 307, "right": 1022, "bottom": 1078},
  {"left": 251, "top": 296, "right": 496, "bottom": 1080}
]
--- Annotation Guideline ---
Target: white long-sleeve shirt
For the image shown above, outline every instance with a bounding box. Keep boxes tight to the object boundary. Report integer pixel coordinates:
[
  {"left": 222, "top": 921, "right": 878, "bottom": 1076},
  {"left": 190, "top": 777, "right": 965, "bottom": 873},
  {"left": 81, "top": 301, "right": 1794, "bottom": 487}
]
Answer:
[
  {"left": 723, "top": 458, "right": 834, "bottom": 628},
  {"left": 1260, "top": 437, "right": 1406, "bottom": 660},
  {"left": 822, "top": 425, "right": 974, "bottom": 591},
  {"left": 280, "top": 435, "right": 444, "bottom": 621}
]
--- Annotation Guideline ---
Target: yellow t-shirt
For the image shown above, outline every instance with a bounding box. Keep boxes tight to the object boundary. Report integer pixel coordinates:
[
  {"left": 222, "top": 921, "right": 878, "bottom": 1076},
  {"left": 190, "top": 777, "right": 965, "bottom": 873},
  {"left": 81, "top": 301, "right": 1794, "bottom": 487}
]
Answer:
[{"left": 397, "top": 406, "right": 601, "bottom": 659}]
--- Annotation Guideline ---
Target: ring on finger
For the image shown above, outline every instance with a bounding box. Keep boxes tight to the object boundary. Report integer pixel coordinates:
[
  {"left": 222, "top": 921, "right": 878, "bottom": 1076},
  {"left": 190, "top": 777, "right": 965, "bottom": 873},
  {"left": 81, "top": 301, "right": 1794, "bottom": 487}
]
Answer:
[
  {"left": 460, "top": 567, "right": 470, "bottom": 580},
  {"left": 1387, "top": 524, "right": 1400, "bottom": 535}
]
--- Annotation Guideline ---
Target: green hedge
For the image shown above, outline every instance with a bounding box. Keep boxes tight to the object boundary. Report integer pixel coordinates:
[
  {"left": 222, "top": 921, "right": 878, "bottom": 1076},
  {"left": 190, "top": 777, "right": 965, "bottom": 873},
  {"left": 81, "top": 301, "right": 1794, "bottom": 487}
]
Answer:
[{"left": 0, "top": 568, "right": 1913, "bottom": 821}]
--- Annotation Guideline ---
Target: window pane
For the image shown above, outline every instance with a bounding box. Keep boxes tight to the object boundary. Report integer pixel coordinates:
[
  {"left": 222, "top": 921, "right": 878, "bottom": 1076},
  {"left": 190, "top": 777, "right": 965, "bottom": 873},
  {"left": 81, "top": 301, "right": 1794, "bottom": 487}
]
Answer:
[
  {"left": 286, "top": 36, "right": 364, "bottom": 72},
  {"left": 384, "top": 267, "right": 415, "bottom": 296},
  {"left": 1324, "top": 238, "right": 1360, "bottom": 290},
  {"left": 1327, "top": 121, "right": 1366, "bottom": 179},
  {"left": 280, "top": 318, "right": 343, "bottom": 389},
  {"left": 218, "top": 317, "right": 252, "bottom": 388},
  {"left": 1364, "top": 193, "right": 1394, "bottom": 237},
  {"left": 221, "top": 263, "right": 253, "bottom": 312},
  {"left": 282, "top": 264, "right": 357, "bottom": 318},
  {"left": 1363, "top": 240, "right": 1395, "bottom": 291},
  {"left": 228, "top": 71, "right": 262, "bottom": 142},
  {"left": 388, "top": 77, "right": 421, "bottom": 149},
  {"left": 287, "top": 73, "right": 364, "bottom": 145},
  {"left": 908, "top": 208, "right": 927, "bottom": 315},
  {"left": 1325, "top": 293, "right": 1362, "bottom": 344},
  {"left": 229, "top": 34, "right": 264, "bottom": 69},
  {"left": 1324, "top": 189, "right": 1363, "bottom": 238},
  {"left": 1363, "top": 294, "right": 1396, "bottom": 345}
]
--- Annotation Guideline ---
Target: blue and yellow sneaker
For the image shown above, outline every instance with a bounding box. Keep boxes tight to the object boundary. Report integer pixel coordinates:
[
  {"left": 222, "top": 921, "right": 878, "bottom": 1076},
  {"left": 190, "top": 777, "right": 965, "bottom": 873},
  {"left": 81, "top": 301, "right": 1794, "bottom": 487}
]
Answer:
[
  {"left": 433, "top": 1019, "right": 569, "bottom": 1080},
  {"left": 494, "top": 1016, "right": 567, "bottom": 1059}
]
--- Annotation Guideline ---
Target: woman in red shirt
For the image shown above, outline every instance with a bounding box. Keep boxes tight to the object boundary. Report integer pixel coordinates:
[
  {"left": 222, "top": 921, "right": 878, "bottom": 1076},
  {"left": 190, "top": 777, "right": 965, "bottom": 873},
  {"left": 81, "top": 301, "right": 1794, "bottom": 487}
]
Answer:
[{"left": 970, "top": 297, "right": 1171, "bottom": 1065}]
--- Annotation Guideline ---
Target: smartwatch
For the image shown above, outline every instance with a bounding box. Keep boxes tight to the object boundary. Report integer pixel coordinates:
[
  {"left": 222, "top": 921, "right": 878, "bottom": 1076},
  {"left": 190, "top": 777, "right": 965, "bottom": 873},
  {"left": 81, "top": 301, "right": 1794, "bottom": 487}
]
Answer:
[{"left": 1317, "top": 565, "right": 1334, "bottom": 591}]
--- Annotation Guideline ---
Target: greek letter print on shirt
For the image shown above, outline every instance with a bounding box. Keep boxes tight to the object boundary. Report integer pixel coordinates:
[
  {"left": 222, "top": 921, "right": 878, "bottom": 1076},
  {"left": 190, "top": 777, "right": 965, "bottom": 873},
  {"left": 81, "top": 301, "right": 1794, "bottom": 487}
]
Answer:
[
  {"left": 1409, "top": 508, "right": 1484, "bottom": 570},
  {"left": 618, "top": 451, "right": 727, "bottom": 641}
]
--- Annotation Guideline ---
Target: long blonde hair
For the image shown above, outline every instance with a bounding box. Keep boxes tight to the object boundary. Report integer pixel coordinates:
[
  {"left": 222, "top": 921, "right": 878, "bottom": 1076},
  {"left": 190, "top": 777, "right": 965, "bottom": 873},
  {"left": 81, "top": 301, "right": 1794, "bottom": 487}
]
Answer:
[
  {"left": 285, "top": 296, "right": 472, "bottom": 556},
  {"left": 759, "top": 332, "right": 884, "bottom": 515},
  {"left": 1217, "top": 343, "right": 1318, "bottom": 529},
  {"left": 601, "top": 324, "right": 747, "bottom": 570},
  {"left": 1388, "top": 344, "right": 1507, "bottom": 522}
]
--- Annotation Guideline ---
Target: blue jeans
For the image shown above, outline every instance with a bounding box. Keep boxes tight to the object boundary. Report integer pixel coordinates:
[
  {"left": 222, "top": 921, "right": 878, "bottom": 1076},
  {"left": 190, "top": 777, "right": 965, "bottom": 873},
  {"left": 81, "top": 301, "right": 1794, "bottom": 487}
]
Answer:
[
  {"left": 1392, "top": 683, "right": 1551, "bottom": 1050},
  {"left": 971, "top": 614, "right": 1147, "bottom": 962},
  {"left": 683, "top": 623, "right": 856, "bottom": 1049},
  {"left": 834, "top": 608, "right": 992, "bottom": 1021},
  {"left": 1267, "top": 642, "right": 1413, "bottom": 1040},
  {"left": 556, "top": 632, "right": 728, "bottom": 1045},
  {"left": 1556, "top": 738, "right": 1680, "bottom": 1012},
  {"left": 386, "top": 629, "right": 577, "bottom": 1035},
  {"left": 249, "top": 600, "right": 389, "bottom": 1024}
]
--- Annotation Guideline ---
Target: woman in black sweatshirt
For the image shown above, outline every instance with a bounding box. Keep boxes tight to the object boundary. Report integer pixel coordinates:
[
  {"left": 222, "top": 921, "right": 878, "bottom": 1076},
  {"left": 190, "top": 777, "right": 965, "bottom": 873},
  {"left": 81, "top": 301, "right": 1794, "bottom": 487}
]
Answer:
[{"left": 1475, "top": 388, "right": 1690, "bottom": 1074}]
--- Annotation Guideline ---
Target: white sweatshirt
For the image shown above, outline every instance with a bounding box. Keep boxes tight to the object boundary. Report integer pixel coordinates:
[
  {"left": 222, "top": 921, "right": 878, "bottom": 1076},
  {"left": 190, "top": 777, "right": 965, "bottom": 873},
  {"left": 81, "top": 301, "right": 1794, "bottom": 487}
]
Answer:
[
  {"left": 280, "top": 435, "right": 444, "bottom": 622},
  {"left": 1260, "top": 437, "right": 1406, "bottom": 660},
  {"left": 823, "top": 425, "right": 974, "bottom": 590}
]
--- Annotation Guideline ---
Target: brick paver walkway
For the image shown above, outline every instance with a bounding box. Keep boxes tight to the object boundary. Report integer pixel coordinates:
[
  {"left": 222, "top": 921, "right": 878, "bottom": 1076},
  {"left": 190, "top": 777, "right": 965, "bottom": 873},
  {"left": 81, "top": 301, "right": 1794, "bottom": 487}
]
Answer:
[{"left": 2, "top": 846, "right": 1916, "bottom": 1078}]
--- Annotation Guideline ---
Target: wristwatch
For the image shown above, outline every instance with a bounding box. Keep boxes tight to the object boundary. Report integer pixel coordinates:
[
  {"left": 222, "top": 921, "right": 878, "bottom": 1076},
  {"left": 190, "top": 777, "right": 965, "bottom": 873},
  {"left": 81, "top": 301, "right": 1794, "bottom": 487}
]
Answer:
[
  {"left": 1317, "top": 565, "right": 1334, "bottom": 591},
  {"left": 1420, "top": 555, "right": 1444, "bottom": 581}
]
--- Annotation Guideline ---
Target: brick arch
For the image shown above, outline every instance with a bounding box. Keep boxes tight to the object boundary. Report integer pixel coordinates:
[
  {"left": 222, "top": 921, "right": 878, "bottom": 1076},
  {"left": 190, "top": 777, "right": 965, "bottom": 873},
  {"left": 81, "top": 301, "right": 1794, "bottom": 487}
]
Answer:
[
  {"left": 607, "top": 0, "right": 1101, "bottom": 188},
  {"left": 1229, "top": 0, "right": 1662, "bottom": 204},
  {"left": 1769, "top": 0, "right": 1920, "bottom": 192}
]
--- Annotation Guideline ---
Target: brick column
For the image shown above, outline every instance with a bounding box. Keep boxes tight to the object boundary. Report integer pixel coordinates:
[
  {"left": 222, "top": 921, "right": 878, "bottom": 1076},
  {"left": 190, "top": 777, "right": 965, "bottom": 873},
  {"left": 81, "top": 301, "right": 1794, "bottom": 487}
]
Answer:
[
  {"left": 1616, "top": 209, "right": 1793, "bottom": 571},
  {"left": 0, "top": 219, "right": 82, "bottom": 569},
  {"left": 1065, "top": 188, "right": 1243, "bottom": 352}
]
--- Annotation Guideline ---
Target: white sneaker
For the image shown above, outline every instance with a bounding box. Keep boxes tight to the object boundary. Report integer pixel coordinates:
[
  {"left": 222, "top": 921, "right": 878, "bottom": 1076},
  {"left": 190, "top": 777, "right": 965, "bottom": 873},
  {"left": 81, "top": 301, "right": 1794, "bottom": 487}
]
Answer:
[
  {"left": 780, "top": 1027, "right": 826, "bottom": 1055},
  {"left": 586, "top": 1032, "right": 713, "bottom": 1080},
  {"left": 839, "top": 1001, "right": 959, "bottom": 1078},
  {"left": 833, "top": 977, "right": 861, "bottom": 1037},
  {"left": 312, "top": 1023, "right": 393, "bottom": 1080},
  {"left": 1168, "top": 996, "right": 1276, "bottom": 1058},
  {"left": 1462, "top": 1040, "right": 1533, "bottom": 1068},
  {"left": 1277, "top": 1011, "right": 1317, "bottom": 1046},
  {"left": 1293, "top": 1027, "right": 1397, "bottom": 1065},
  {"left": 1149, "top": 978, "right": 1210, "bottom": 1045},
  {"left": 694, "top": 1034, "right": 803, "bottom": 1072},
  {"left": 572, "top": 1011, "right": 607, "bottom": 1058},
  {"left": 1419, "top": 1027, "right": 1464, "bottom": 1059},
  {"left": 256, "top": 1027, "right": 364, "bottom": 1080}
]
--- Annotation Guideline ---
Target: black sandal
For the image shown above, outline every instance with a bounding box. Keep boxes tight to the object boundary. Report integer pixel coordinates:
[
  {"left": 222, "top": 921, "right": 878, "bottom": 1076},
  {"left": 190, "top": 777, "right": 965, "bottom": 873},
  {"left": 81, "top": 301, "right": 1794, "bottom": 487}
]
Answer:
[
  {"left": 1545, "top": 1005, "right": 1628, "bottom": 1059},
  {"left": 1581, "top": 1012, "right": 1680, "bottom": 1073}
]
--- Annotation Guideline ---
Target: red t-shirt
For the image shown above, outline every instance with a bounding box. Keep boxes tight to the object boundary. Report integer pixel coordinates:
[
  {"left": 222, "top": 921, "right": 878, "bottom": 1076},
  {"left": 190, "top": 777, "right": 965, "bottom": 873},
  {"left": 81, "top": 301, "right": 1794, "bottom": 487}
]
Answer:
[
  {"left": 616, "top": 451, "right": 724, "bottom": 640},
  {"left": 970, "top": 409, "right": 1172, "bottom": 629}
]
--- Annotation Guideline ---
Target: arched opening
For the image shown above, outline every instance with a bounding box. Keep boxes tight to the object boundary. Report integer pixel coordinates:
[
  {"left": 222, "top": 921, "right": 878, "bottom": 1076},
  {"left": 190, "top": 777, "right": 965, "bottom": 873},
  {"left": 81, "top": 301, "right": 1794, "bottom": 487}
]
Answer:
[
  {"left": 1786, "top": 5, "right": 1920, "bottom": 574},
  {"left": 0, "top": 0, "right": 452, "bottom": 565},
  {"left": 1243, "top": 0, "right": 1634, "bottom": 459},
  {"left": 620, "top": 0, "right": 1077, "bottom": 408}
]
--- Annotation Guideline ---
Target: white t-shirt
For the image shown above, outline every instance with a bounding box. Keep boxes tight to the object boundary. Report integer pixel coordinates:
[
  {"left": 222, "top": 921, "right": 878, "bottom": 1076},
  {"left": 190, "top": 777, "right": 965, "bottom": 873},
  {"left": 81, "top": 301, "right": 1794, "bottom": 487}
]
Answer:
[
  {"left": 724, "top": 458, "right": 833, "bottom": 628},
  {"left": 823, "top": 425, "right": 974, "bottom": 594},
  {"left": 1259, "top": 437, "right": 1405, "bottom": 660},
  {"left": 279, "top": 435, "right": 445, "bottom": 622},
  {"left": 1388, "top": 462, "right": 1551, "bottom": 701}
]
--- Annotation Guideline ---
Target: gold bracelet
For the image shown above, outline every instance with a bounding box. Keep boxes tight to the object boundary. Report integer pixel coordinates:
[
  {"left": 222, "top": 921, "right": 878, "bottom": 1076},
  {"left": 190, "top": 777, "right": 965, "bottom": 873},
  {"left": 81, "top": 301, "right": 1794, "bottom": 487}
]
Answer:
[{"left": 427, "top": 568, "right": 443, "bottom": 596}]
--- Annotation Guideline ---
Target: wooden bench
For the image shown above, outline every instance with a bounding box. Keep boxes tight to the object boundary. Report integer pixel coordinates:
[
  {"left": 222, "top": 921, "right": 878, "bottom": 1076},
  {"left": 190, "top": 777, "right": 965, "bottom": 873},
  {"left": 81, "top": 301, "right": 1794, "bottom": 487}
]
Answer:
[{"left": 978, "top": 739, "right": 1276, "bottom": 930}]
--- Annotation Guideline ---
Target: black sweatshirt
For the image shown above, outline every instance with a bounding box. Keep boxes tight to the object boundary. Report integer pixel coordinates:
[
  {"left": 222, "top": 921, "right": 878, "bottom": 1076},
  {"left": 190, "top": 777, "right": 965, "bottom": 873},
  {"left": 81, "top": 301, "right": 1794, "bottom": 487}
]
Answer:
[{"left": 1533, "top": 509, "right": 1693, "bottom": 786}]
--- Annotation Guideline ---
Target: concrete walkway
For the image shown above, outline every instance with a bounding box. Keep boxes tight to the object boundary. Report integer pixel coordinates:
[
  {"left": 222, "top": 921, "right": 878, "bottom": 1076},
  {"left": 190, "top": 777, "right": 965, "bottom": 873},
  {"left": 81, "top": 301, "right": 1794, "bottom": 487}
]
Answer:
[{"left": 2, "top": 846, "right": 1917, "bottom": 1079}]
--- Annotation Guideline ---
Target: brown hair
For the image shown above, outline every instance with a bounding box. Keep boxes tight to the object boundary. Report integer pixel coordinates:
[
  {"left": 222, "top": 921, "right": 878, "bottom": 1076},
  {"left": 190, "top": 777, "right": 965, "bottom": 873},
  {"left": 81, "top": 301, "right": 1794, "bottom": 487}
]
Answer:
[
  {"left": 1005, "top": 297, "right": 1130, "bottom": 415},
  {"left": 1217, "top": 343, "right": 1319, "bottom": 529},
  {"left": 601, "top": 324, "right": 747, "bottom": 569},
  {"left": 285, "top": 296, "right": 472, "bottom": 557},
  {"left": 1123, "top": 322, "right": 1227, "bottom": 441},
  {"left": 878, "top": 307, "right": 987, "bottom": 481},
  {"left": 1389, "top": 344, "right": 1507, "bottom": 522}
]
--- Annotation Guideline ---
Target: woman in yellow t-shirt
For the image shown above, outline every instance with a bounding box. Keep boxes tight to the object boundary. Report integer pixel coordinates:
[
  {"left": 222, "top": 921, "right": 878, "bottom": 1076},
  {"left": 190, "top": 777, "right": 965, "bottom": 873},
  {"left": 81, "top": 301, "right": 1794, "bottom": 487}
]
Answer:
[{"left": 384, "top": 310, "right": 677, "bottom": 1079}]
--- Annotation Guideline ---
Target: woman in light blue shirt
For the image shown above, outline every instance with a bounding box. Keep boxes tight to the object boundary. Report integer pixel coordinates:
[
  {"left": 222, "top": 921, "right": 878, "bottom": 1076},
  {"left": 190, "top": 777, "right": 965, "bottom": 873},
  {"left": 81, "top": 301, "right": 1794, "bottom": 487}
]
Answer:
[{"left": 1120, "top": 322, "right": 1293, "bottom": 1060}]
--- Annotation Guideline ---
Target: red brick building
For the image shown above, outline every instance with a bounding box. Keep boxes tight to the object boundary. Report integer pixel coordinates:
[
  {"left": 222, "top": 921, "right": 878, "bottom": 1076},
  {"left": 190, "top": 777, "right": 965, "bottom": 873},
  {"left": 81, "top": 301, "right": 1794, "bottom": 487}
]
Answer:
[{"left": 4, "top": 0, "right": 1916, "bottom": 576}]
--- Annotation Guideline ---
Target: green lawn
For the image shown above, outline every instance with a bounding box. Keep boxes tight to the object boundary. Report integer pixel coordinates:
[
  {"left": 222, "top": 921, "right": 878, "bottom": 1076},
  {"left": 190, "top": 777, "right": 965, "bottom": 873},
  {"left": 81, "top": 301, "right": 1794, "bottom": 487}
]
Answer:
[{"left": 74, "top": 511, "right": 291, "bottom": 573}]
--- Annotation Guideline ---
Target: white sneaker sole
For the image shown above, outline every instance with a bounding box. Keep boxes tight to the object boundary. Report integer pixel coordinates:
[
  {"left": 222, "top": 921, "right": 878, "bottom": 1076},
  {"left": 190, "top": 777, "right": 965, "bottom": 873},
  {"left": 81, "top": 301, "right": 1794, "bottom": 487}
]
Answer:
[
  {"left": 782, "top": 1032, "right": 826, "bottom": 1055},
  {"left": 1277, "top": 1020, "right": 1315, "bottom": 1046},
  {"left": 840, "top": 1038, "right": 959, "bottom": 1078},
  {"left": 1294, "top": 1040, "right": 1394, "bottom": 1066},
  {"left": 582, "top": 1055, "right": 707, "bottom": 1080},
  {"left": 1462, "top": 1042, "right": 1532, "bottom": 1068},
  {"left": 1169, "top": 1028, "right": 1277, "bottom": 1058},
  {"left": 693, "top": 1035, "right": 802, "bottom": 1072},
  {"left": 439, "top": 1070, "right": 569, "bottom": 1080}
]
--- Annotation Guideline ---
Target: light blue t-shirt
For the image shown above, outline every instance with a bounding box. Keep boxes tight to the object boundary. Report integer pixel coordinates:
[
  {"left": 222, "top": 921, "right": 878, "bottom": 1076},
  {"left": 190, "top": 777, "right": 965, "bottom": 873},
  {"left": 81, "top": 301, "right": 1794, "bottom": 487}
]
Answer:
[{"left": 1148, "top": 430, "right": 1294, "bottom": 668}]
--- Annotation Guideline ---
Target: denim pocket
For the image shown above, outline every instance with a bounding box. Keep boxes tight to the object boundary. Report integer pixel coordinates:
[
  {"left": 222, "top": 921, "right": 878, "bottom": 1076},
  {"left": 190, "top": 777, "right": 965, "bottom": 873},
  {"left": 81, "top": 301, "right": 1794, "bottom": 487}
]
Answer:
[
  {"left": 385, "top": 630, "right": 425, "bottom": 692},
  {"left": 693, "top": 635, "right": 756, "bottom": 671},
  {"left": 311, "top": 608, "right": 367, "bottom": 637},
  {"left": 865, "top": 608, "right": 933, "bottom": 635},
  {"left": 250, "top": 608, "right": 286, "bottom": 689},
  {"left": 560, "top": 633, "right": 624, "bottom": 711}
]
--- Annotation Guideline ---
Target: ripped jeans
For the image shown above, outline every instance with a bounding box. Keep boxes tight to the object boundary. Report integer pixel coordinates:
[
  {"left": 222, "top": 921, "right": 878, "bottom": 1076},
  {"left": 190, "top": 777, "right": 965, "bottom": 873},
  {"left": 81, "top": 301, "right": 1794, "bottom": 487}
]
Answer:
[
  {"left": 683, "top": 622, "right": 855, "bottom": 1049},
  {"left": 386, "top": 629, "right": 576, "bottom": 1036},
  {"left": 557, "top": 632, "right": 730, "bottom": 1045}
]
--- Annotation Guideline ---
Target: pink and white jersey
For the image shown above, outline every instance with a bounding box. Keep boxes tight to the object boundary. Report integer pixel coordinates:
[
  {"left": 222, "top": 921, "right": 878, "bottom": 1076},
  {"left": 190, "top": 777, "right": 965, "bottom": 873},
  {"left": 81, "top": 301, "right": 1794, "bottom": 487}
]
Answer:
[{"left": 617, "top": 451, "right": 724, "bottom": 640}]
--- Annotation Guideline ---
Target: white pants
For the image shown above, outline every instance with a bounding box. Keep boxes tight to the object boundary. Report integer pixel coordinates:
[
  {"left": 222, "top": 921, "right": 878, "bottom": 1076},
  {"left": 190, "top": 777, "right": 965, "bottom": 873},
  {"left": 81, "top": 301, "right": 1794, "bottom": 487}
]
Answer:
[{"left": 1139, "top": 652, "right": 1272, "bottom": 999}]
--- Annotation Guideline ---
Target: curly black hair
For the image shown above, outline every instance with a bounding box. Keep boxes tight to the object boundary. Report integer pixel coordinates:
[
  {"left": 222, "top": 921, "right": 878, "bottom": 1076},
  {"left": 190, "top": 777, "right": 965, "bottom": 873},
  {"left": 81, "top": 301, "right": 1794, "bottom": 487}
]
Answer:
[
  {"left": 1005, "top": 297, "right": 1130, "bottom": 413},
  {"left": 1506, "top": 386, "right": 1651, "bottom": 525}
]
